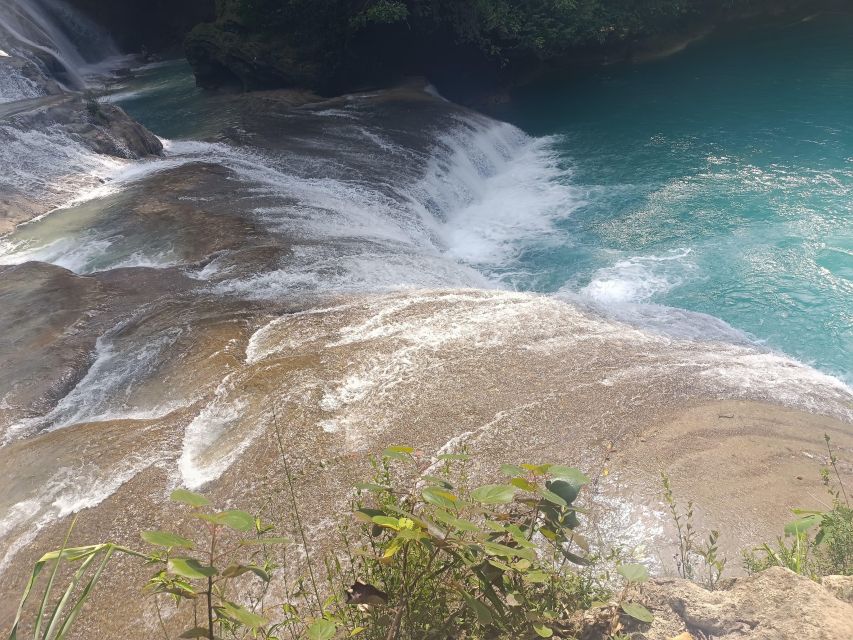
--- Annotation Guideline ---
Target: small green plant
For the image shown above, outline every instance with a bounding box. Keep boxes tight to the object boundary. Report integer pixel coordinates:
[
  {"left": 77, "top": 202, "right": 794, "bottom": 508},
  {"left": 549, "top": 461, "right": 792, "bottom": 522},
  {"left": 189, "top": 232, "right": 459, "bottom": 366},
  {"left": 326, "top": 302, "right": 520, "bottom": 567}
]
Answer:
[
  {"left": 697, "top": 529, "right": 726, "bottom": 591},
  {"left": 8, "top": 517, "right": 148, "bottom": 640},
  {"left": 661, "top": 472, "right": 727, "bottom": 589},
  {"left": 8, "top": 446, "right": 657, "bottom": 639},
  {"left": 745, "top": 434, "right": 853, "bottom": 578},
  {"left": 661, "top": 471, "right": 696, "bottom": 581}
]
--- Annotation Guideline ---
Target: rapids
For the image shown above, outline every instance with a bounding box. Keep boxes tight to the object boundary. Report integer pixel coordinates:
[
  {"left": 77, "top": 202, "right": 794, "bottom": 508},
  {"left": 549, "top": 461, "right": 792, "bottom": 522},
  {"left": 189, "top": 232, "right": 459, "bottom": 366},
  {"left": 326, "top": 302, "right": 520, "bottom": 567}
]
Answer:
[{"left": 0, "top": 3, "right": 851, "bottom": 629}]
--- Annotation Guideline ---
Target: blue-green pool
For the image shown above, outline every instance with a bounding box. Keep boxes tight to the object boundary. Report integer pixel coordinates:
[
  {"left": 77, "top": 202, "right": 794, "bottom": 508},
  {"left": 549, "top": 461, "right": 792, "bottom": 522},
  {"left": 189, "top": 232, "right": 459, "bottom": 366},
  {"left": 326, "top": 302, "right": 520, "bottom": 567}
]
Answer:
[{"left": 500, "top": 12, "right": 852, "bottom": 382}]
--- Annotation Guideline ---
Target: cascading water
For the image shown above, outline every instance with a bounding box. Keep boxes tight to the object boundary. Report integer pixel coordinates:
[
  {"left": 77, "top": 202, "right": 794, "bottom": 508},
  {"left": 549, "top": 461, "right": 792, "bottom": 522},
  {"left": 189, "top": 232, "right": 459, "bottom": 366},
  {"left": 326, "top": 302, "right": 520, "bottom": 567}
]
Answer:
[
  {"left": 0, "top": 0, "right": 118, "bottom": 100},
  {"left": 0, "top": 12, "right": 851, "bottom": 616}
]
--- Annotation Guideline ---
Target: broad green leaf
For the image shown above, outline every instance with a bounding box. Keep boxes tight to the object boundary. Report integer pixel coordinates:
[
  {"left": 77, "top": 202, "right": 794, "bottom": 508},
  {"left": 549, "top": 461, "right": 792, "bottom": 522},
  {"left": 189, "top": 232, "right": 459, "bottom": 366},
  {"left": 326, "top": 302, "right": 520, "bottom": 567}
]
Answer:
[
  {"left": 500, "top": 464, "right": 526, "bottom": 477},
  {"left": 217, "top": 510, "right": 255, "bottom": 532},
  {"left": 383, "top": 445, "right": 414, "bottom": 461},
  {"left": 422, "top": 487, "right": 458, "bottom": 510},
  {"left": 218, "top": 600, "right": 268, "bottom": 629},
  {"left": 170, "top": 489, "right": 210, "bottom": 507},
  {"left": 483, "top": 541, "right": 535, "bottom": 561},
  {"left": 545, "top": 479, "right": 582, "bottom": 507},
  {"left": 533, "top": 623, "right": 554, "bottom": 638},
  {"left": 372, "top": 515, "right": 402, "bottom": 530},
  {"left": 487, "top": 559, "right": 512, "bottom": 572},
  {"left": 307, "top": 619, "right": 336, "bottom": 640},
  {"left": 548, "top": 466, "right": 590, "bottom": 486},
  {"left": 511, "top": 478, "right": 537, "bottom": 492},
  {"left": 459, "top": 591, "right": 493, "bottom": 625},
  {"left": 141, "top": 531, "right": 194, "bottom": 549},
  {"left": 179, "top": 628, "right": 211, "bottom": 638},
  {"left": 382, "top": 538, "right": 404, "bottom": 559},
  {"left": 167, "top": 557, "right": 217, "bottom": 580},
  {"left": 539, "top": 488, "right": 568, "bottom": 508},
  {"left": 522, "top": 464, "right": 552, "bottom": 475},
  {"left": 784, "top": 514, "right": 823, "bottom": 536},
  {"left": 221, "top": 564, "right": 251, "bottom": 578},
  {"left": 621, "top": 602, "right": 654, "bottom": 623},
  {"left": 429, "top": 509, "right": 479, "bottom": 532},
  {"left": 522, "top": 570, "right": 549, "bottom": 583},
  {"left": 471, "top": 484, "right": 516, "bottom": 504},
  {"left": 386, "top": 445, "right": 414, "bottom": 454},
  {"left": 618, "top": 563, "right": 649, "bottom": 584}
]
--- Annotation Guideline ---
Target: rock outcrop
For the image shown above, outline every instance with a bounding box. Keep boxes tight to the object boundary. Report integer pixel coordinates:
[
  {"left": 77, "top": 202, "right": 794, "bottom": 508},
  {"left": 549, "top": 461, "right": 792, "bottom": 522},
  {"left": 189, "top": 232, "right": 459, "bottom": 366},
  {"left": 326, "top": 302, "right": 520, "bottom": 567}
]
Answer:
[
  {"left": 638, "top": 568, "right": 853, "bottom": 639},
  {"left": 0, "top": 96, "right": 163, "bottom": 233},
  {"left": 184, "top": 21, "right": 325, "bottom": 92}
]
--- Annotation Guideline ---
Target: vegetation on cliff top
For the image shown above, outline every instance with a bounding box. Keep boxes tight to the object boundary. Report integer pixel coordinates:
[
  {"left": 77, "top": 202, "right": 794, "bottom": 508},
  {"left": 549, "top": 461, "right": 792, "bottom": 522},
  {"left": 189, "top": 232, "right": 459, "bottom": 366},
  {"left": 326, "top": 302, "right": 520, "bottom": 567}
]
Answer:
[
  {"left": 8, "top": 432, "right": 853, "bottom": 639},
  {"left": 185, "top": 0, "right": 820, "bottom": 95}
]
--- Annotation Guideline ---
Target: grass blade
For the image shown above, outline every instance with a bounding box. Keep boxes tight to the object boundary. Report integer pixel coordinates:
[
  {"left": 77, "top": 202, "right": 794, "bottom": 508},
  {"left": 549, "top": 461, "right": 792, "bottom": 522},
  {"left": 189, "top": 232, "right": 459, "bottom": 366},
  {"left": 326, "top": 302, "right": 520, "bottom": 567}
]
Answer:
[
  {"left": 54, "top": 545, "right": 115, "bottom": 639},
  {"left": 33, "top": 517, "right": 77, "bottom": 640}
]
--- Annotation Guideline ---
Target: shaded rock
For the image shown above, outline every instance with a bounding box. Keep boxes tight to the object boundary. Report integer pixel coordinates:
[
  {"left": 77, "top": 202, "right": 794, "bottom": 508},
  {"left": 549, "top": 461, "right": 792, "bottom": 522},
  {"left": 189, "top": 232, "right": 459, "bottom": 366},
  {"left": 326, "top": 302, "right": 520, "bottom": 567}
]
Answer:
[
  {"left": 639, "top": 567, "right": 853, "bottom": 639},
  {"left": 0, "top": 95, "right": 162, "bottom": 231},
  {"left": 184, "top": 21, "right": 324, "bottom": 91},
  {"left": 7, "top": 97, "right": 163, "bottom": 158}
]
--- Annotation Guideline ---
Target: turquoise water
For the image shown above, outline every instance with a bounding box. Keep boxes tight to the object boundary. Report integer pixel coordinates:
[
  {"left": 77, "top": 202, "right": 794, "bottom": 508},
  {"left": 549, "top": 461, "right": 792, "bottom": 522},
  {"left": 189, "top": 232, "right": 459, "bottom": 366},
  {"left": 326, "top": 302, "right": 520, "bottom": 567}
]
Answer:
[
  {"left": 109, "top": 15, "right": 853, "bottom": 383},
  {"left": 503, "top": 13, "right": 853, "bottom": 382}
]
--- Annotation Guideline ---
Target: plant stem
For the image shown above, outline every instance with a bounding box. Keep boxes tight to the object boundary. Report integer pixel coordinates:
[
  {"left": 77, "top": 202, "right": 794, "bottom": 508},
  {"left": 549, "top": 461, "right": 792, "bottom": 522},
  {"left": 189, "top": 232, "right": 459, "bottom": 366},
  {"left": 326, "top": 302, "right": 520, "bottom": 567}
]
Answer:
[{"left": 273, "top": 407, "right": 324, "bottom": 615}]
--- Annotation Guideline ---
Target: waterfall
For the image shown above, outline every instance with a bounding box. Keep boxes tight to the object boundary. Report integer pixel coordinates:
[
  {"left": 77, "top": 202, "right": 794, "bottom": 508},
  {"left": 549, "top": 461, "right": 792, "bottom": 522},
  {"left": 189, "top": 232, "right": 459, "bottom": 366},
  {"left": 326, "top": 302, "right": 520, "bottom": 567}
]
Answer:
[{"left": 0, "top": 0, "right": 118, "bottom": 102}]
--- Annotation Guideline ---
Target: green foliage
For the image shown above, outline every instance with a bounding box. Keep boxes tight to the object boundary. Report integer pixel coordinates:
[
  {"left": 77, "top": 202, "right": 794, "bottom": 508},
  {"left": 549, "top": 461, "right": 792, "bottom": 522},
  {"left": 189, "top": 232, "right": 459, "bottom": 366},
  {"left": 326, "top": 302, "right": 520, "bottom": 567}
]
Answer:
[
  {"left": 745, "top": 434, "right": 853, "bottom": 578},
  {"left": 227, "top": 0, "right": 762, "bottom": 75},
  {"left": 7, "top": 517, "right": 147, "bottom": 640},
  {"left": 661, "top": 472, "right": 727, "bottom": 589},
  {"left": 8, "top": 448, "right": 656, "bottom": 640}
]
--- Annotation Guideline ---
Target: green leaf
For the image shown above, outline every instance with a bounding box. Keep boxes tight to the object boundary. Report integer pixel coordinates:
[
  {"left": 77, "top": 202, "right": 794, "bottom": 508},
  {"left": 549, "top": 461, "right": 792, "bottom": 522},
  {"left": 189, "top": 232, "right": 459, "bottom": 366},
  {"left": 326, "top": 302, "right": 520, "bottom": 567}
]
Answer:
[
  {"left": 350, "top": 627, "right": 366, "bottom": 637},
  {"left": 471, "top": 484, "right": 516, "bottom": 504},
  {"left": 548, "top": 466, "right": 590, "bottom": 486},
  {"left": 422, "top": 487, "right": 458, "bottom": 510},
  {"left": 372, "top": 515, "right": 402, "bottom": 530},
  {"left": 217, "top": 600, "right": 268, "bottom": 629},
  {"left": 533, "top": 623, "right": 554, "bottom": 638},
  {"left": 141, "top": 531, "right": 194, "bottom": 549},
  {"left": 459, "top": 590, "right": 493, "bottom": 625},
  {"left": 618, "top": 563, "right": 649, "bottom": 583},
  {"left": 437, "top": 453, "right": 470, "bottom": 461},
  {"left": 179, "top": 628, "right": 212, "bottom": 638},
  {"left": 510, "top": 478, "right": 537, "bottom": 492},
  {"left": 545, "top": 479, "right": 580, "bottom": 506},
  {"left": 429, "top": 509, "right": 479, "bottom": 533},
  {"left": 522, "top": 570, "right": 549, "bottom": 583},
  {"left": 483, "top": 541, "right": 534, "bottom": 560},
  {"left": 621, "top": 602, "right": 654, "bottom": 623},
  {"left": 170, "top": 489, "right": 210, "bottom": 507},
  {"left": 217, "top": 510, "right": 255, "bottom": 532},
  {"left": 307, "top": 618, "right": 337, "bottom": 640},
  {"left": 383, "top": 445, "right": 414, "bottom": 461},
  {"left": 784, "top": 514, "right": 823, "bottom": 536},
  {"left": 539, "top": 488, "right": 568, "bottom": 508},
  {"left": 522, "top": 464, "right": 552, "bottom": 475},
  {"left": 500, "top": 464, "right": 526, "bottom": 477},
  {"left": 167, "top": 558, "right": 217, "bottom": 580}
]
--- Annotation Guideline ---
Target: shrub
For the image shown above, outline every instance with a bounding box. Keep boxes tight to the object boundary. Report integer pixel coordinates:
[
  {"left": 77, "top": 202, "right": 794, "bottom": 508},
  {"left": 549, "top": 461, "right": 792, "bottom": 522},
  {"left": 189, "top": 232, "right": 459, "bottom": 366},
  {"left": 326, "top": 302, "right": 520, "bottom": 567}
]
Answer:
[{"left": 7, "top": 446, "right": 655, "bottom": 640}]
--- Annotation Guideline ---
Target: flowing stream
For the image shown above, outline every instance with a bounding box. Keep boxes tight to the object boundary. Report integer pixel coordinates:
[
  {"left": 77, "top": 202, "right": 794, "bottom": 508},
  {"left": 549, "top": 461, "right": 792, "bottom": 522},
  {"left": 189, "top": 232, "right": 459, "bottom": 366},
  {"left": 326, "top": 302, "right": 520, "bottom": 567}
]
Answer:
[{"left": 0, "top": 0, "right": 851, "bottom": 582}]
